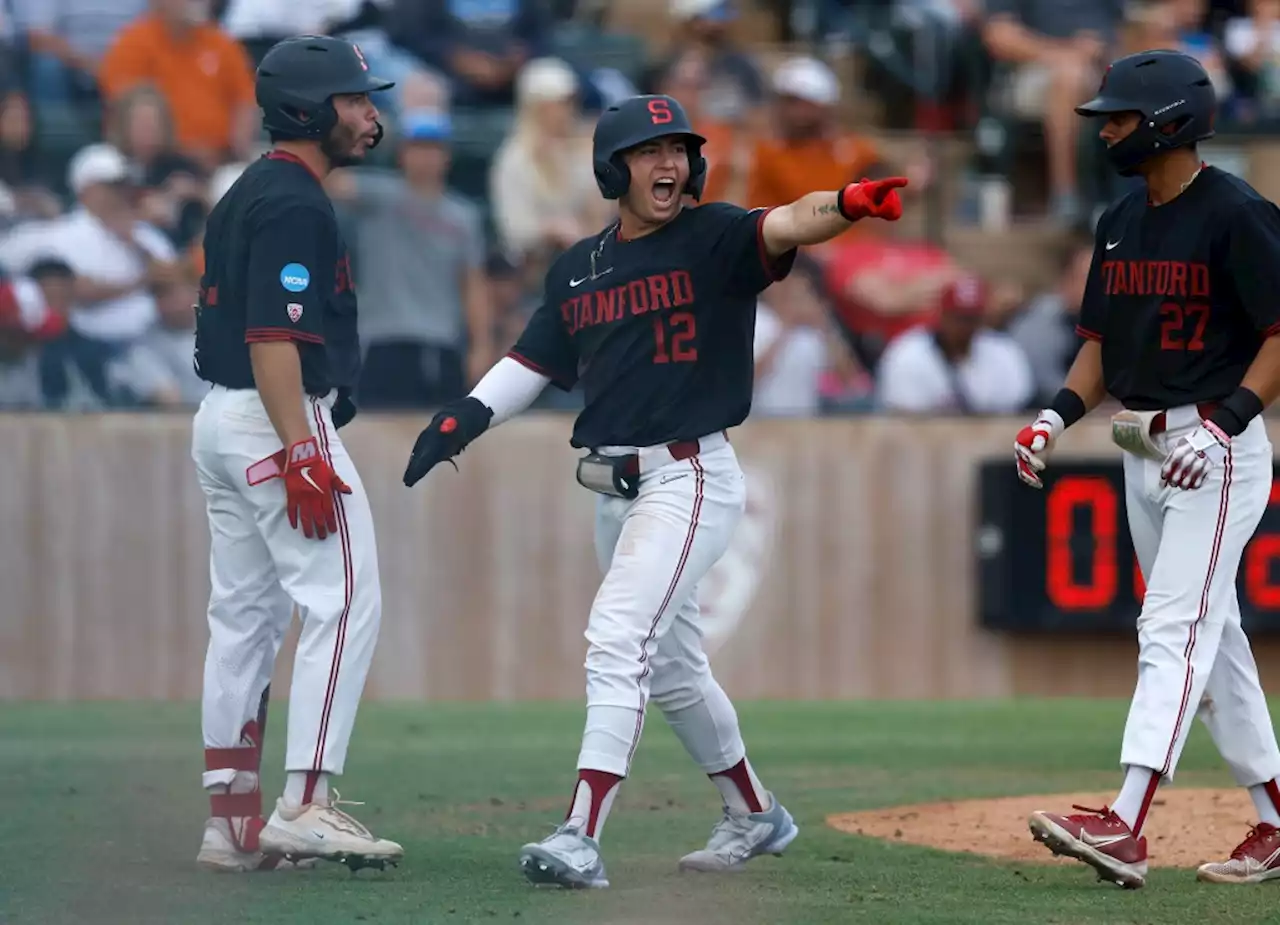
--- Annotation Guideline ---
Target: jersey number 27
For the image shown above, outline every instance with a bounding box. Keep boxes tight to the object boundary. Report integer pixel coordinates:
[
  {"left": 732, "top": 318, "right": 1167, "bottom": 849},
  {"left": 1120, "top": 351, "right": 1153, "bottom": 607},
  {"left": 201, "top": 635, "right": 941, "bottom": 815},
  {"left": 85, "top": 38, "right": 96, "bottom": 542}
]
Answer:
[
  {"left": 1160, "top": 301, "right": 1209, "bottom": 351},
  {"left": 653, "top": 312, "right": 696, "bottom": 363}
]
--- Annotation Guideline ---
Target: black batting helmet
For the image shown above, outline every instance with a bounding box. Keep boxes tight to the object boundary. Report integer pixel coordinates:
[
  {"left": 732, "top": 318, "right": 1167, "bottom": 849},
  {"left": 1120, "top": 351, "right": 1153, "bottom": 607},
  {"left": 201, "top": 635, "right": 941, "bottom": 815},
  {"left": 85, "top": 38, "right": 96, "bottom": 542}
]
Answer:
[
  {"left": 592, "top": 95, "right": 708, "bottom": 200},
  {"left": 1075, "top": 49, "right": 1216, "bottom": 176},
  {"left": 256, "top": 35, "right": 394, "bottom": 145}
]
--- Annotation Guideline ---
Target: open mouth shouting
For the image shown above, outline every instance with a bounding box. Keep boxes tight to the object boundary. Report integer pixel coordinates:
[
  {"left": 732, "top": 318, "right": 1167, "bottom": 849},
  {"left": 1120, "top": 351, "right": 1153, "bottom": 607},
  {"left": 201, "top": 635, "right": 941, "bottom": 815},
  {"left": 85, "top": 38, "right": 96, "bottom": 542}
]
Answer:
[{"left": 651, "top": 177, "right": 679, "bottom": 209}]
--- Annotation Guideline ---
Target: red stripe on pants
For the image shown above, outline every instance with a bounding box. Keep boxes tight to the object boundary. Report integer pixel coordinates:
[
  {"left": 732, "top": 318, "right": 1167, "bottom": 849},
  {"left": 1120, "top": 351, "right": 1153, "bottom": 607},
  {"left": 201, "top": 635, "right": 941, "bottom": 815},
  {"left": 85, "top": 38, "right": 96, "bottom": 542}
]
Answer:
[
  {"left": 1160, "top": 448, "right": 1232, "bottom": 776},
  {"left": 625, "top": 457, "right": 705, "bottom": 770},
  {"left": 309, "top": 398, "right": 354, "bottom": 776}
]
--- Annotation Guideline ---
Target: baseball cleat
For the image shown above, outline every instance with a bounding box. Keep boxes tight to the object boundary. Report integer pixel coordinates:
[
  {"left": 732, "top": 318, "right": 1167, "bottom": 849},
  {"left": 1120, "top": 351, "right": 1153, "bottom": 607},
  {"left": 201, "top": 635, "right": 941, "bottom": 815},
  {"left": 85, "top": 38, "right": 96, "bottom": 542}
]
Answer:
[
  {"left": 1028, "top": 804, "right": 1148, "bottom": 889},
  {"left": 195, "top": 817, "right": 318, "bottom": 872},
  {"left": 519, "top": 823, "right": 609, "bottom": 889},
  {"left": 678, "top": 793, "right": 799, "bottom": 873},
  {"left": 258, "top": 792, "right": 403, "bottom": 871},
  {"left": 1197, "top": 823, "right": 1280, "bottom": 884}
]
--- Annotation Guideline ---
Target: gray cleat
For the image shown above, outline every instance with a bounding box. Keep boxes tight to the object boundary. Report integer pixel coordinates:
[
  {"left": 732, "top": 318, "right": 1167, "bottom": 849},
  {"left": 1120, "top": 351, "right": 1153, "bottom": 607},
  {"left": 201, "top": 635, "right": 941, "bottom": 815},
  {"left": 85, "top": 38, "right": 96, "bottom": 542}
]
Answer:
[
  {"left": 519, "top": 823, "right": 610, "bottom": 889},
  {"left": 678, "top": 792, "right": 799, "bottom": 873}
]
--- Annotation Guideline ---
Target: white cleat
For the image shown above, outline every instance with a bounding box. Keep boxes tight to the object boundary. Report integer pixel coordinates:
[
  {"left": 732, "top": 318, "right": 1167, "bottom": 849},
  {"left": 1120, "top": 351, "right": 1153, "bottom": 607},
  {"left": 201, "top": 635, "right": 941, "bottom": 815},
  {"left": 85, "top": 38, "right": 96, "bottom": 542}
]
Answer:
[
  {"left": 195, "top": 817, "right": 318, "bottom": 872},
  {"left": 258, "top": 793, "right": 403, "bottom": 872},
  {"left": 519, "top": 823, "right": 610, "bottom": 889},
  {"left": 678, "top": 793, "right": 799, "bottom": 873}
]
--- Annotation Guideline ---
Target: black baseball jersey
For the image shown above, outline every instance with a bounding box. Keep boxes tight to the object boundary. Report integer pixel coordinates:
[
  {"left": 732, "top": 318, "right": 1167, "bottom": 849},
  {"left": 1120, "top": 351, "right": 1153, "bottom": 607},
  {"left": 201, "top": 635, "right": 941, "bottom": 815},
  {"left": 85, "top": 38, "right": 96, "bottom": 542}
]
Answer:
[
  {"left": 508, "top": 202, "right": 797, "bottom": 448},
  {"left": 194, "top": 151, "right": 359, "bottom": 396},
  {"left": 1078, "top": 166, "right": 1280, "bottom": 410}
]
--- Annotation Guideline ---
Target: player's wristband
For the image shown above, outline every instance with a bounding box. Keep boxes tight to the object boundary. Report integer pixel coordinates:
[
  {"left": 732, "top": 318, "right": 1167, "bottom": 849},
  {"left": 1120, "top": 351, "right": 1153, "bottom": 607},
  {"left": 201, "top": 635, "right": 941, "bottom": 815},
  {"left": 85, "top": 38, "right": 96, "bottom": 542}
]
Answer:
[
  {"left": 1207, "top": 387, "right": 1265, "bottom": 438},
  {"left": 835, "top": 185, "right": 856, "bottom": 222},
  {"left": 1048, "top": 388, "right": 1087, "bottom": 429}
]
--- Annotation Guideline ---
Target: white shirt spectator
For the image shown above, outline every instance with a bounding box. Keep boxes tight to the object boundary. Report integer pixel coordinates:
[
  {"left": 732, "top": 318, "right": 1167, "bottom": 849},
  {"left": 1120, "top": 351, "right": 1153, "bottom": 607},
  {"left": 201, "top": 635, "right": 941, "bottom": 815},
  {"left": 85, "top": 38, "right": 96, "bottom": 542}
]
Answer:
[
  {"left": 751, "top": 302, "right": 826, "bottom": 416},
  {"left": 876, "top": 325, "right": 1034, "bottom": 414},
  {"left": 0, "top": 210, "right": 173, "bottom": 341},
  {"left": 220, "top": 0, "right": 364, "bottom": 40}
]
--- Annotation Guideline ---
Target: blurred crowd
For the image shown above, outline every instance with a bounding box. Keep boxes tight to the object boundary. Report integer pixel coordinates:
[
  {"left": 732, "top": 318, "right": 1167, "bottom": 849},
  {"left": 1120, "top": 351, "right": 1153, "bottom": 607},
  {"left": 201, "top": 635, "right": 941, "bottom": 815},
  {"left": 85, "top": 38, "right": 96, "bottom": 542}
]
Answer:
[{"left": 0, "top": 0, "right": 1270, "bottom": 417}]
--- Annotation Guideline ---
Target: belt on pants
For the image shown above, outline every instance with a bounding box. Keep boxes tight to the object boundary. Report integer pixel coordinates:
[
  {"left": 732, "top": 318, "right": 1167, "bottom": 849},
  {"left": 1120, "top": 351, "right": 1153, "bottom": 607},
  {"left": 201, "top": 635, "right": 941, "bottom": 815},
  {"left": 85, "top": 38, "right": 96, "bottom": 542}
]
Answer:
[
  {"left": 597, "top": 430, "right": 729, "bottom": 478},
  {"left": 1149, "top": 401, "right": 1219, "bottom": 436}
]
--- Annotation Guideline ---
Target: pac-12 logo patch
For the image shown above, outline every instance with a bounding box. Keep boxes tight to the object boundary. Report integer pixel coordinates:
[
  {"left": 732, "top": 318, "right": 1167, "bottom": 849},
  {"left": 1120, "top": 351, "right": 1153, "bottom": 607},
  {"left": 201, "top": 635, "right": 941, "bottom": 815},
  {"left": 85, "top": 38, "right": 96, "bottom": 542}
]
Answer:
[
  {"left": 280, "top": 263, "right": 310, "bottom": 292},
  {"left": 286, "top": 302, "right": 303, "bottom": 322}
]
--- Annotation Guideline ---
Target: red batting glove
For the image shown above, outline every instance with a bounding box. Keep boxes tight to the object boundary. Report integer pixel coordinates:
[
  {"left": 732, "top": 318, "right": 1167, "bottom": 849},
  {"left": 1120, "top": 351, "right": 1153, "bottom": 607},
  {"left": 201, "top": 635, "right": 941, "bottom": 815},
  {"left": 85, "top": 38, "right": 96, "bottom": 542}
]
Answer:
[
  {"left": 1013, "top": 410, "right": 1066, "bottom": 489},
  {"left": 282, "top": 436, "right": 351, "bottom": 540},
  {"left": 838, "top": 177, "right": 908, "bottom": 222}
]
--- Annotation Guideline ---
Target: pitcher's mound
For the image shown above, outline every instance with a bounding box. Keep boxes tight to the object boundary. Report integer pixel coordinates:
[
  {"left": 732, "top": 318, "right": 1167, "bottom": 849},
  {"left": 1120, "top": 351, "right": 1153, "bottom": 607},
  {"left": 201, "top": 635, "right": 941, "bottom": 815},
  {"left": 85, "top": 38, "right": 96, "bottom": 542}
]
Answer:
[{"left": 826, "top": 788, "right": 1257, "bottom": 868}]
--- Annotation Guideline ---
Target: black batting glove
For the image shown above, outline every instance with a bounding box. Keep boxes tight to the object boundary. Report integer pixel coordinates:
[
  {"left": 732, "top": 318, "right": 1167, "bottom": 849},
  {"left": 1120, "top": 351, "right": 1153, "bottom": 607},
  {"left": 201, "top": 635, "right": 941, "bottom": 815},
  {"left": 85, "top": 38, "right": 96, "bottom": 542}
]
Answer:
[
  {"left": 332, "top": 388, "right": 357, "bottom": 430},
  {"left": 403, "top": 396, "right": 494, "bottom": 487}
]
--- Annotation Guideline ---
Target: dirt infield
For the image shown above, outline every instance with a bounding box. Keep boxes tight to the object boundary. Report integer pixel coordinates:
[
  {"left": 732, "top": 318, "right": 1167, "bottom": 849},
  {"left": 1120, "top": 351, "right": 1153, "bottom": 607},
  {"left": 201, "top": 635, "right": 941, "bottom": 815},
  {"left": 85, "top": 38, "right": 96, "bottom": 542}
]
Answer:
[{"left": 826, "top": 788, "right": 1260, "bottom": 868}]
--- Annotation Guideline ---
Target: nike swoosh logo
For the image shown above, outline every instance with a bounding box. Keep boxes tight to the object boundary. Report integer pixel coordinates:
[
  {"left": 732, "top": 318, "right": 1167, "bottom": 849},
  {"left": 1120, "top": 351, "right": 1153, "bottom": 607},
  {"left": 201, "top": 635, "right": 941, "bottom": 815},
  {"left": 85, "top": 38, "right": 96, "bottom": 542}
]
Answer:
[
  {"left": 301, "top": 470, "right": 323, "bottom": 494},
  {"left": 570, "top": 269, "right": 612, "bottom": 287},
  {"left": 661, "top": 473, "right": 688, "bottom": 484},
  {"left": 1080, "top": 830, "right": 1130, "bottom": 848},
  {"left": 1106, "top": 240, "right": 1121, "bottom": 250}
]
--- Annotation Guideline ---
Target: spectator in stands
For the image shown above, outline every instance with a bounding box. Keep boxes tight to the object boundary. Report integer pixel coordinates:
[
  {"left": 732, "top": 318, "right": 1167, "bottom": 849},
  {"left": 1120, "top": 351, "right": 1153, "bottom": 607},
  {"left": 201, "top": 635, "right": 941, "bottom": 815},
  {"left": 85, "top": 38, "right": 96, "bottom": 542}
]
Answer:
[
  {"left": 116, "top": 266, "right": 203, "bottom": 406},
  {"left": 220, "top": 0, "right": 365, "bottom": 64},
  {"left": 1223, "top": 0, "right": 1280, "bottom": 120},
  {"left": 107, "top": 85, "right": 210, "bottom": 253},
  {"left": 99, "top": 0, "right": 258, "bottom": 170},
  {"left": 745, "top": 56, "right": 885, "bottom": 236},
  {"left": 655, "top": 50, "right": 746, "bottom": 204},
  {"left": 387, "top": 0, "right": 550, "bottom": 107},
  {"left": 489, "top": 57, "right": 605, "bottom": 265},
  {"left": 982, "top": 0, "right": 1122, "bottom": 225},
  {"left": 0, "top": 143, "right": 184, "bottom": 407},
  {"left": 0, "top": 90, "right": 62, "bottom": 227},
  {"left": 0, "top": 259, "right": 72, "bottom": 408},
  {"left": 10, "top": 0, "right": 147, "bottom": 104},
  {"left": 1125, "top": 0, "right": 1231, "bottom": 98},
  {"left": 752, "top": 269, "right": 831, "bottom": 418},
  {"left": 875, "top": 274, "right": 1034, "bottom": 414},
  {"left": 1006, "top": 235, "right": 1092, "bottom": 406},
  {"left": 821, "top": 233, "right": 958, "bottom": 372},
  {"left": 328, "top": 109, "right": 493, "bottom": 408},
  {"left": 665, "top": 0, "right": 764, "bottom": 129}
]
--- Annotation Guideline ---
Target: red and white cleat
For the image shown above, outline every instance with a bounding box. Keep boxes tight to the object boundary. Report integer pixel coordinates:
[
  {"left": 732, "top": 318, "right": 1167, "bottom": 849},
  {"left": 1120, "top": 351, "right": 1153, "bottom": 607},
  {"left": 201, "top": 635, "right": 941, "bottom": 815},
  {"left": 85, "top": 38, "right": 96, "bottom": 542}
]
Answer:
[
  {"left": 1197, "top": 823, "right": 1280, "bottom": 884},
  {"left": 1028, "top": 804, "right": 1148, "bottom": 888}
]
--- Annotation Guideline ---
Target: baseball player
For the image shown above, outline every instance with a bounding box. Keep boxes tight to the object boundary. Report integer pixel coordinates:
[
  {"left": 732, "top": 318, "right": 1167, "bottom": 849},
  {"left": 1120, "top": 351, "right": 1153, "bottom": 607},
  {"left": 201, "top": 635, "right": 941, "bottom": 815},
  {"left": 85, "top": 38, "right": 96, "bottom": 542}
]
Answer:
[
  {"left": 402, "top": 94, "right": 907, "bottom": 888},
  {"left": 1015, "top": 50, "right": 1280, "bottom": 888},
  {"left": 190, "top": 35, "right": 402, "bottom": 872}
]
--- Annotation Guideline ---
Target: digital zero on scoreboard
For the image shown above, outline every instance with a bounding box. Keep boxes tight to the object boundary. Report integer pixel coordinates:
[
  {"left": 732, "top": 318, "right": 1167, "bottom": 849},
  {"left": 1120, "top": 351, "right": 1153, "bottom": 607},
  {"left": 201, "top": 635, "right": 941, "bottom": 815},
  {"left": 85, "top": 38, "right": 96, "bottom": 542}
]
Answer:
[{"left": 976, "top": 460, "right": 1280, "bottom": 633}]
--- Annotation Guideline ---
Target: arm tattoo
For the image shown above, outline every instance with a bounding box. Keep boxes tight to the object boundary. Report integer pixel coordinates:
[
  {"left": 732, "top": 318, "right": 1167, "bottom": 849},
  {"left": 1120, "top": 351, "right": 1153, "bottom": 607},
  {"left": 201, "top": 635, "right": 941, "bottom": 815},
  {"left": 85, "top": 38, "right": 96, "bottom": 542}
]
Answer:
[{"left": 812, "top": 202, "right": 841, "bottom": 217}]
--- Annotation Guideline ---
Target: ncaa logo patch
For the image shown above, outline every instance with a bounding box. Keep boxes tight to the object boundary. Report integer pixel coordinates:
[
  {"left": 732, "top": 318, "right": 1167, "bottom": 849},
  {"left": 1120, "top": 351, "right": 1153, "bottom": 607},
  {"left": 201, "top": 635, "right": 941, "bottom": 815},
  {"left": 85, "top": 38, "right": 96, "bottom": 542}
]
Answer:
[
  {"left": 286, "top": 302, "right": 303, "bottom": 323},
  {"left": 280, "top": 263, "right": 310, "bottom": 293}
]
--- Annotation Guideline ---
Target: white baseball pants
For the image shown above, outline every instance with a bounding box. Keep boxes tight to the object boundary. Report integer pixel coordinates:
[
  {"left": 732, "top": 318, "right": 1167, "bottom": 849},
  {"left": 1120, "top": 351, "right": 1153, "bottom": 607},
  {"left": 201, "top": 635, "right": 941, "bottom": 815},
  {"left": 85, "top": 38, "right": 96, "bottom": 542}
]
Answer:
[
  {"left": 192, "top": 386, "right": 382, "bottom": 787},
  {"left": 576, "top": 434, "right": 751, "bottom": 778},
  {"left": 1120, "top": 405, "right": 1280, "bottom": 786}
]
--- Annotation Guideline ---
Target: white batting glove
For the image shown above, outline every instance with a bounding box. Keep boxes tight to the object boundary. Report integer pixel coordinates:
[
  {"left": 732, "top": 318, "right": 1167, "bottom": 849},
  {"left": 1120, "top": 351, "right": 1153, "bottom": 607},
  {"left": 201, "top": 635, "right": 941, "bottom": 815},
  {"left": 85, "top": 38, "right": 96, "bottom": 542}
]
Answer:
[
  {"left": 1161, "top": 421, "right": 1229, "bottom": 490},
  {"left": 1014, "top": 409, "right": 1065, "bottom": 489}
]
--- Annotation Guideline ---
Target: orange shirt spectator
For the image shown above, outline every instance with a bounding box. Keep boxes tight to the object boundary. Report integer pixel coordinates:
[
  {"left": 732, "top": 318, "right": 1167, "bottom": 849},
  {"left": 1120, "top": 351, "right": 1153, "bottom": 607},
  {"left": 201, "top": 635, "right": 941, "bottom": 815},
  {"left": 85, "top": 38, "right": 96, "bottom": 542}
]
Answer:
[
  {"left": 100, "top": 6, "right": 257, "bottom": 164},
  {"left": 698, "top": 119, "right": 745, "bottom": 204},
  {"left": 747, "top": 134, "right": 880, "bottom": 210},
  {"left": 746, "top": 56, "right": 882, "bottom": 237}
]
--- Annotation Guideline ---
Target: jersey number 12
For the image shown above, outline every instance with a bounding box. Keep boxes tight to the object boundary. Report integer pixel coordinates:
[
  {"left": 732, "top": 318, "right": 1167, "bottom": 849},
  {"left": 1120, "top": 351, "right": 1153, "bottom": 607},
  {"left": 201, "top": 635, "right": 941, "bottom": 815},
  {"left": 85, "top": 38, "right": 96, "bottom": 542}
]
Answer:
[{"left": 653, "top": 312, "right": 697, "bottom": 363}]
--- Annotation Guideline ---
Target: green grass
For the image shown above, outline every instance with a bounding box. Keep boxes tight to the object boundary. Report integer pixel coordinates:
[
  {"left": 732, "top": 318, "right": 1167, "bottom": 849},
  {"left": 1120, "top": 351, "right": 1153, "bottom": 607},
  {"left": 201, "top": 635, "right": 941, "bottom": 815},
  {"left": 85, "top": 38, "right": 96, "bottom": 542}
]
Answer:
[{"left": 4, "top": 700, "right": 1280, "bottom": 924}]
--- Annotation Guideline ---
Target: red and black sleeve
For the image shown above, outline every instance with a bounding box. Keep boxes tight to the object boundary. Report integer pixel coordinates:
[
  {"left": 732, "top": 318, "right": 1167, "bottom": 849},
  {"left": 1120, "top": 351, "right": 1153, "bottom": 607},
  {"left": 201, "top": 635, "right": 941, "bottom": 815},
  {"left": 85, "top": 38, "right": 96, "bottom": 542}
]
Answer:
[
  {"left": 1225, "top": 199, "right": 1280, "bottom": 336},
  {"left": 244, "top": 205, "right": 332, "bottom": 346},
  {"left": 701, "top": 202, "right": 796, "bottom": 297},
  {"left": 508, "top": 300, "right": 579, "bottom": 391},
  {"left": 1076, "top": 228, "right": 1109, "bottom": 344}
]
